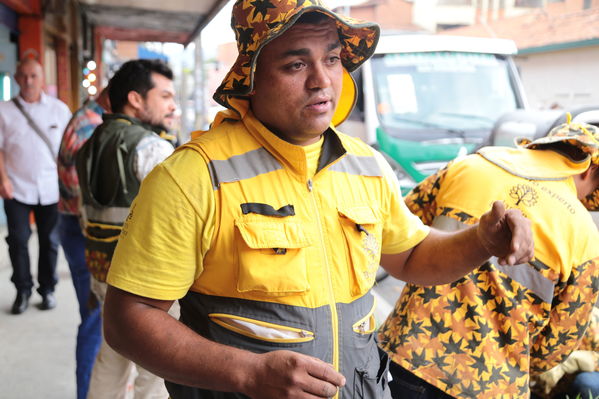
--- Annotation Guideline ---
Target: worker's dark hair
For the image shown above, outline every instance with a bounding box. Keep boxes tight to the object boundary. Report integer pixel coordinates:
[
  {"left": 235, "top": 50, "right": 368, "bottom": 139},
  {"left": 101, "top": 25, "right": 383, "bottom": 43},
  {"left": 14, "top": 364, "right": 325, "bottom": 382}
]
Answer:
[
  {"left": 296, "top": 11, "right": 334, "bottom": 25},
  {"left": 544, "top": 142, "right": 589, "bottom": 162},
  {"left": 108, "top": 59, "right": 173, "bottom": 113}
]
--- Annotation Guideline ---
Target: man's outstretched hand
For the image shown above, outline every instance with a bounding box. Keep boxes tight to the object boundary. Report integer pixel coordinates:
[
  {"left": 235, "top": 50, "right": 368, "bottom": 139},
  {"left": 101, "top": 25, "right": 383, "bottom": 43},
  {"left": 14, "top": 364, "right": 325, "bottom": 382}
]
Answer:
[
  {"left": 477, "top": 201, "right": 534, "bottom": 266},
  {"left": 243, "top": 350, "right": 346, "bottom": 399}
]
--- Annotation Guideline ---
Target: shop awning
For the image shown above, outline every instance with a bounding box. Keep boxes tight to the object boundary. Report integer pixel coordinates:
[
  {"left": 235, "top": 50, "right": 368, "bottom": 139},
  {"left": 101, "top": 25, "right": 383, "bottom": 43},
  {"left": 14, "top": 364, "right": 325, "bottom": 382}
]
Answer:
[{"left": 78, "top": 0, "right": 230, "bottom": 45}]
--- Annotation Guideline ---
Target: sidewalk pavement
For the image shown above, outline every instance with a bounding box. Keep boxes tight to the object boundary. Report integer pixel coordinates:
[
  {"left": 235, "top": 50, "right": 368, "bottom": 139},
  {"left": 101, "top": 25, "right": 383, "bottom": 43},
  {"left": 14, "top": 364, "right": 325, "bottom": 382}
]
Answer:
[{"left": 0, "top": 224, "right": 78, "bottom": 399}]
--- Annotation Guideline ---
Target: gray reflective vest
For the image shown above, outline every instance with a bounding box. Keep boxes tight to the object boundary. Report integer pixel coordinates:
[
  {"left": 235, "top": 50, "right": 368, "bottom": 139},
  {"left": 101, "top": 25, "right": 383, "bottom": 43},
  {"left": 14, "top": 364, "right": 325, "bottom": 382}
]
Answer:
[{"left": 166, "top": 117, "right": 394, "bottom": 399}]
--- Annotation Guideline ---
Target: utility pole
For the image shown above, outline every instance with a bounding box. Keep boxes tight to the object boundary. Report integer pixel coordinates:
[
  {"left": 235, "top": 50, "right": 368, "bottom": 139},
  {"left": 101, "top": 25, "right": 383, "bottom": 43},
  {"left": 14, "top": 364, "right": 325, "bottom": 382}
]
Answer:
[
  {"left": 194, "top": 33, "right": 206, "bottom": 131},
  {"left": 180, "top": 56, "right": 189, "bottom": 142}
]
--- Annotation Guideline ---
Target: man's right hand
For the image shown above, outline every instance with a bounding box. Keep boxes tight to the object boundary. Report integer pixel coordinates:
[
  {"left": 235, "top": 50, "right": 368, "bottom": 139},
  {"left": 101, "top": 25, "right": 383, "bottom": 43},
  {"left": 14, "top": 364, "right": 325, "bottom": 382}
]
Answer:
[
  {"left": 243, "top": 350, "right": 346, "bottom": 398},
  {"left": 0, "top": 178, "right": 12, "bottom": 199}
]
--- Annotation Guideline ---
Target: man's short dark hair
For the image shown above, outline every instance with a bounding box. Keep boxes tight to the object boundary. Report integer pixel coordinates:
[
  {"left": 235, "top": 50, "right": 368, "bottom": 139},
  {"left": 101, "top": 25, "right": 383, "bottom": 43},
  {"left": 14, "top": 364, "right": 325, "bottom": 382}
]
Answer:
[
  {"left": 108, "top": 59, "right": 173, "bottom": 113},
  {"left": 296, "top": 11, "right": 333, "bottom": 25},
  {"left": 544, "top": 142, "right": 588, "bottom": 162}
]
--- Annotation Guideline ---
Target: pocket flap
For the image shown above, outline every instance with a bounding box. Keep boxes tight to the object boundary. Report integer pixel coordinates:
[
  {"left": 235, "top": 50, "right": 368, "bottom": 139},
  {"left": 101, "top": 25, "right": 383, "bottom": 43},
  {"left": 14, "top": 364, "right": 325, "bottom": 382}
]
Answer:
[
  {"left": 235, "top": 219, "right": 310, "bottom": 249},
  {"left": 338, "top": 205, "right": 378, "bottom": 225}
]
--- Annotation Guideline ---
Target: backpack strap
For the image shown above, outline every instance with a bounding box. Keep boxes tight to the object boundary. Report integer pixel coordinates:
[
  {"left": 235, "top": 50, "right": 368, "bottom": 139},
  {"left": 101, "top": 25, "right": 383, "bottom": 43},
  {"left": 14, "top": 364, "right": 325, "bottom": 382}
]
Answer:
[{"left": 12, "top": 97, "right": 57, "bottom": 160}]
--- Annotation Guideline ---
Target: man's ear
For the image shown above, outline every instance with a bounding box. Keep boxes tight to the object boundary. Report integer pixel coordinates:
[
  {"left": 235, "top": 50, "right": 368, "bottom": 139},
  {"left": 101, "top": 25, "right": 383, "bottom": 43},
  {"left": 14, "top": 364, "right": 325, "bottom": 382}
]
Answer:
[
  {"left": 576, "top": 164, "right": 599, "bottom": 199},
  {"left": 581, "top": 164, "right": 599, "bottom": 180},
  {"left": 127, "top": 91, "right": 144, "bottom": 111},
  {"left": 591, "top": 164, "right": 599, "bottom": 184},
  {"left": 580, "top": 166, "right": 592, "bottom": 180}
]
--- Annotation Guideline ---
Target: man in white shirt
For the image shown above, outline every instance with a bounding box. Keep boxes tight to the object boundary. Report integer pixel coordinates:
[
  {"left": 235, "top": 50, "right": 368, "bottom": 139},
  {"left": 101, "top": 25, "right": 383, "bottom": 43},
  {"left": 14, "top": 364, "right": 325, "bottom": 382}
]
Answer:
[{"left": 0, "top": 58, "right": 71, "bottom": 314}]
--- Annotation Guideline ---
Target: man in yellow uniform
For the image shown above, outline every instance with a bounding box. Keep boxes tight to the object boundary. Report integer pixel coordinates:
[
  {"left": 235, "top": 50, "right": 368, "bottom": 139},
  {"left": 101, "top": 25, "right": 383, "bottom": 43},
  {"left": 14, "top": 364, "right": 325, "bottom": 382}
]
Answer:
[
  {"left": 379, "top": 118, "right": 599, "bottom": 399},
  {"left": 101, "top": 1, "right": 533, "bottom": 398}
]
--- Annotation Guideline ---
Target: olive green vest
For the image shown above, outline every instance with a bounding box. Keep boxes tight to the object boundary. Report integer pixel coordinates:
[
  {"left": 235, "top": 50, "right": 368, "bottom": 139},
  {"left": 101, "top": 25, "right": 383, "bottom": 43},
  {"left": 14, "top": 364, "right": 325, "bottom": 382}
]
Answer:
[{"left": 76, "top": 113, "right": 161, "bottom": 281}]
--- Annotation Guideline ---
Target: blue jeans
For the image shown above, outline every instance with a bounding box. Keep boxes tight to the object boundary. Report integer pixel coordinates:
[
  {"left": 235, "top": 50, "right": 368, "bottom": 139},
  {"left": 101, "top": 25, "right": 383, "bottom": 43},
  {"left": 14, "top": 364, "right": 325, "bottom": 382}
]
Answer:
[
  {"left": 4, "top": 198, "right": 59, "bottom": 295},
  {"left": 58, "top": 214, "right": 102, "bottom": 399},
  {"left": 562, "top": 372, "right": 599, "bottom": 399},
  {"left": 388, "top": 361, "right": 455, "bottom": 399}
]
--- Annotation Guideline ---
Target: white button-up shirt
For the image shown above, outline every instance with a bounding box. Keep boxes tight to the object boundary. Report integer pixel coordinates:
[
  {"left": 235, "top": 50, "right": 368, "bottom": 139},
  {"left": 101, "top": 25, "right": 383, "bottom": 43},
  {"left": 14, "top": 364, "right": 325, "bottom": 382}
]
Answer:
[{"left": 0, "top": 93, "right": 71, "bottom": 205}]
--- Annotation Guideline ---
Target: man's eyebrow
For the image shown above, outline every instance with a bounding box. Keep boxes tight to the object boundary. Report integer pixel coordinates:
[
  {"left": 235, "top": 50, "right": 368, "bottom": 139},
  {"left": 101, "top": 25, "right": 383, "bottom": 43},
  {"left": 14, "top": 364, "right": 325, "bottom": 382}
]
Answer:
[
  {"left": 281, "top": 41, "right": 341, "bottom": 57},
  {"left": 327, "top": 42, "right": 342, "bottom": 51}
]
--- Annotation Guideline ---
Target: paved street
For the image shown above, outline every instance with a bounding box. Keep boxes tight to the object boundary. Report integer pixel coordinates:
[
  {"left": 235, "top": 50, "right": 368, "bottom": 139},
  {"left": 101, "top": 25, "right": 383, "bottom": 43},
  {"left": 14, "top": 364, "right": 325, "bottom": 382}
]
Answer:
[{"left": 0, "top": 225, "right": 78, "bottom": 398}]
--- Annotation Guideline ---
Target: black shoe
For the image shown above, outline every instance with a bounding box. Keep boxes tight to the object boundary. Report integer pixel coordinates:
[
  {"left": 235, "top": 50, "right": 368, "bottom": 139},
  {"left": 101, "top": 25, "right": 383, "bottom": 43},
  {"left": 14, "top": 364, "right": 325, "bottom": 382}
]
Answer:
[
  {"left": 11, "top": 292, "right": 31, "bottom": 315},
  {"left": 40, "top": 292, "right": 56, "bottom": 310}
]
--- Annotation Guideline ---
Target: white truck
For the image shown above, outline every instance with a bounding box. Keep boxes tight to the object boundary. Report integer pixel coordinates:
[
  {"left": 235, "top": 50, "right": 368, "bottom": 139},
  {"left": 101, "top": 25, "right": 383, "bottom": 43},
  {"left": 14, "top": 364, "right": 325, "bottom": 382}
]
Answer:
[{"left": 339, "top": 33, "right": 528, "bottom": 194}]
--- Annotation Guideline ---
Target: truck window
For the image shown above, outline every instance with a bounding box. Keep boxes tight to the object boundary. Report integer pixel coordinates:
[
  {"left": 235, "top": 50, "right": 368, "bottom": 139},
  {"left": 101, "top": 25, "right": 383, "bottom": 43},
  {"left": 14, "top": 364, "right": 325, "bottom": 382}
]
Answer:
[{"left": 371, "top": 52, "right": 518, "bottom": 138}]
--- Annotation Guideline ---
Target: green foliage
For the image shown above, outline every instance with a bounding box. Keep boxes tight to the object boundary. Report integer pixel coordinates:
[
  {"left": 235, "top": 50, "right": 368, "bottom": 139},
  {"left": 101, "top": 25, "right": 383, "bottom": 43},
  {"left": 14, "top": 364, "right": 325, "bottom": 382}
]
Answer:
[{"left": 564, "top": 390, "right": 599, "bottom": 399}]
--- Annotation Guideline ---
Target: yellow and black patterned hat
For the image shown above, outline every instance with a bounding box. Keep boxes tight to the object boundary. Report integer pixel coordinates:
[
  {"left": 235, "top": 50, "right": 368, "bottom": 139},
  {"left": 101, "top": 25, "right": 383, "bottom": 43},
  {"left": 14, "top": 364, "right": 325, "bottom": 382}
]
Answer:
[
  {"left": 213, "top": 0, "right": 380, "bottom": 112},
  {"left": 516, "top": 113, "right": 599, "bottom": 210}
]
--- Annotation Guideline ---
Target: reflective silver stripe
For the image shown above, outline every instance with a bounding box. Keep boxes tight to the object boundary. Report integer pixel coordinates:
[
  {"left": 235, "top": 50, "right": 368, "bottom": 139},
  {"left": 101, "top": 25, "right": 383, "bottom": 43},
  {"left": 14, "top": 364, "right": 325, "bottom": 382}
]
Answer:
[
  {"left": 328, "top": 154, "right": 382, "bottom": 177},
  {"left": 493, "top": 258, "right": 555, "bottom": 304},
  {"left": 432, "top": 215, "right": 555, "bottom": 304},
  {"left": 431, "top": 215, "right": 467, "bottom": 231},
  {"left": 84, "top": 205, "right": 130, "bottom": 224},
  {"left": 207, "top": 147, "right": 282, "bottom": 190},
  {"left": 182, "top": 292, "right": 333, "bottom": 360}
]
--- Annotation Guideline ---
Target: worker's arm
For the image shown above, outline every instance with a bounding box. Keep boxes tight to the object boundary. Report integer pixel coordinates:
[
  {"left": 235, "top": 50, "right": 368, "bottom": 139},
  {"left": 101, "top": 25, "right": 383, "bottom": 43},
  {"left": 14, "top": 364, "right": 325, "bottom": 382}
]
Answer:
[
  {"left": 103, "top": 285, "right": 346, "bottom": 399},
  {"left": 381, "top": 200, "right": 534, "bottom": 285}
]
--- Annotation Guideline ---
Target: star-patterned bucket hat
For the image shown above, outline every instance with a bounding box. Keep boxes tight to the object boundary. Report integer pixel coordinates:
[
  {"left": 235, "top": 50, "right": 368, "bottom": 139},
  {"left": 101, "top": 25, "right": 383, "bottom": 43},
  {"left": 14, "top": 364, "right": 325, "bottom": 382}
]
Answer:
[
  {"left": 516, "top": 113, "right": 599, "bottom": 210},
  {"left": 213, "top": 0, "right": 380, "bottom": 119}
]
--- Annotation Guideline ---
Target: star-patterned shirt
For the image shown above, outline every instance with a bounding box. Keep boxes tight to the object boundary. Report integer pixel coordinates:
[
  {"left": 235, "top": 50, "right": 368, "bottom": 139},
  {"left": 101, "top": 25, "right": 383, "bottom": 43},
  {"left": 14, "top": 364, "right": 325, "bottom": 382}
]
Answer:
[
  {"left": 58, "top": 98, "right": 104, "bottom": 215},
  {"left": 378, "top": 148, "right": 599, "bottom": 399}
]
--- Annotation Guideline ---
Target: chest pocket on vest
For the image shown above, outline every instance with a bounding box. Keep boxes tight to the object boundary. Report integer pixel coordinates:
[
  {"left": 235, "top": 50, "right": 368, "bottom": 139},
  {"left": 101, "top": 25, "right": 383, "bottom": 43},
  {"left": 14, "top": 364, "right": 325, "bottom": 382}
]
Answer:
[
  {"left": 338, "top": 205, "right": 383, "bottom": 296},
  {"left": 235, "top": 216, "right": 311, "bottom": 295}
]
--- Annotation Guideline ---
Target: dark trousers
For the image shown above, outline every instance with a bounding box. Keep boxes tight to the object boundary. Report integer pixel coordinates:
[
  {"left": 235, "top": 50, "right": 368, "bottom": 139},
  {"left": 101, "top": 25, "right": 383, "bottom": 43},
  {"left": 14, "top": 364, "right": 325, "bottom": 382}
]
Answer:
[
  {"left": 388, "top": 361, "right": 454, "bottom": 399},
  {"left": 4, "top": 198, "right": 59, "bottom": 295},
  {"left": 58, "top": 214, "right": 102, "bottom": 399}
]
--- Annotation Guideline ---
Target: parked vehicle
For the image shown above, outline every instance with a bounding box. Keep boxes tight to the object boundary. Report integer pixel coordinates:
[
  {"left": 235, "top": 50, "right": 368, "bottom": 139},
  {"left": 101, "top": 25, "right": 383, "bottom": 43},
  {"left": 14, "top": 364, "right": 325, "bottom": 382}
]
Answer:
[
  {"left": 484, "top": 106, "right": 599, "bottom": 147},
  {"left": 484, "top": 106, "right": 599, "bottom": 228},
  {"left": 339, "top": 33, "right": 528, "bottom": 194}
]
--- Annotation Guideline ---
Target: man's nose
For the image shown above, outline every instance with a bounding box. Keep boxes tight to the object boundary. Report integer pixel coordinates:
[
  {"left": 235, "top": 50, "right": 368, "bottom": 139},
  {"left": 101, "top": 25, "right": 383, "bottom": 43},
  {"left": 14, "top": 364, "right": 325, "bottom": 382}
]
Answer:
[{"left": 306, "top": 63, "right": 332, "bottom": 90}]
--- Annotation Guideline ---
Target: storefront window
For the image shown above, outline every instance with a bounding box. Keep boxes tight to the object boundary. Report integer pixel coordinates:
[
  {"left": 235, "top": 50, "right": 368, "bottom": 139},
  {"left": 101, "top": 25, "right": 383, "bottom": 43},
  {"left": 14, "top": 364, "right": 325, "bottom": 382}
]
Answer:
[{"left": 43, "top": 42, "right": 57, "bottom": 97}]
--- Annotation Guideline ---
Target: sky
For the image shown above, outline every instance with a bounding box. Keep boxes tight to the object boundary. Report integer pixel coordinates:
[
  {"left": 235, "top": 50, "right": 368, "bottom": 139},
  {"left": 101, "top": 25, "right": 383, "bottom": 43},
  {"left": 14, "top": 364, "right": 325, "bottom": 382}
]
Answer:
[
  {"left": 198, "top": 0, "right": 370, "bottom": 53},
  {"left": 201, "top": 0, "right": 235, "bottom": 52}
]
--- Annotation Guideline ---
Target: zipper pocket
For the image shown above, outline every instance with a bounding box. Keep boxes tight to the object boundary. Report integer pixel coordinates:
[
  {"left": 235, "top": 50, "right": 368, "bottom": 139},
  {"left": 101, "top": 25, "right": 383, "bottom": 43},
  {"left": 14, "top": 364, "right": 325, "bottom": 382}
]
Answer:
[
  {"left": 352, "top": 299, "right": 377, "bottom": 335},
  {"left": 209, "top": 313, "right": 315, "bottom": 343}
]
